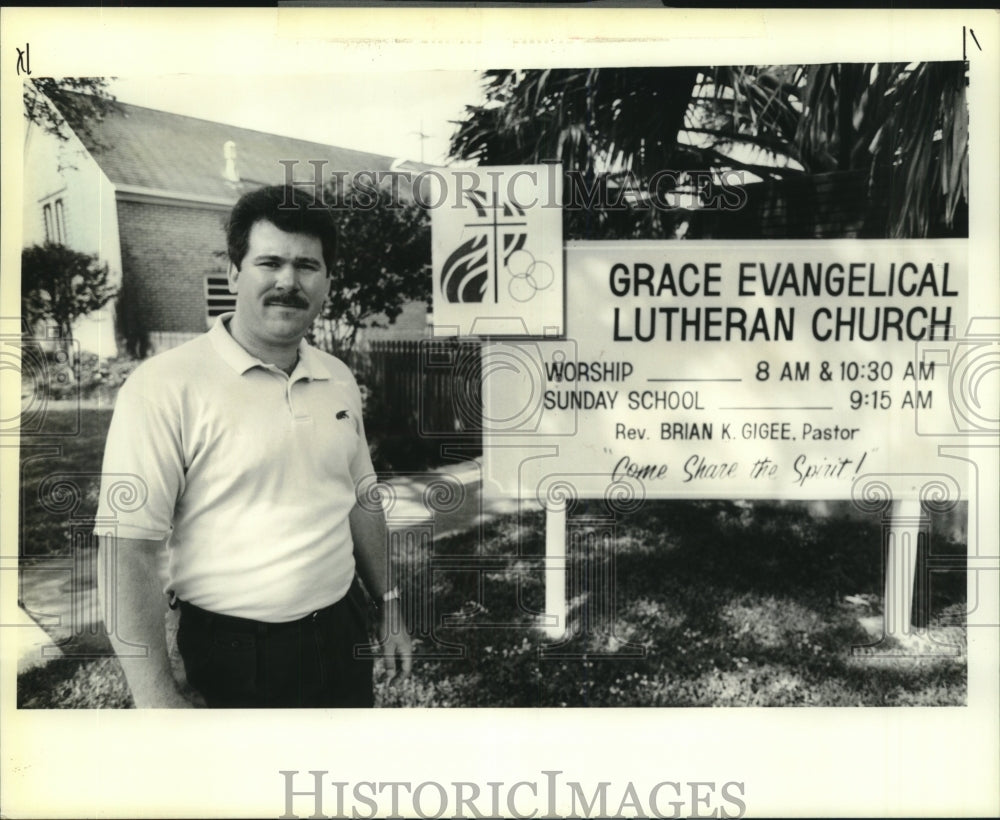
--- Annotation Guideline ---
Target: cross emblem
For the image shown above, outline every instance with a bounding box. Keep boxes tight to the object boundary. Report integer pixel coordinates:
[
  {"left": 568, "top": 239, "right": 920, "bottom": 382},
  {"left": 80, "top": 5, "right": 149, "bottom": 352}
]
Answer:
[{"left": 463, "top": 189, "right": 527, "bottom": 303}]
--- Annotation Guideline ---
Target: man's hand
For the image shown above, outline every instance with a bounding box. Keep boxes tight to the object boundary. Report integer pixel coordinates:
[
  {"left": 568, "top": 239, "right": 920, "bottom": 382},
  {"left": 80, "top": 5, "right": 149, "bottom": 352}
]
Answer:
[
  {"left": 376, "top": 599, "right": 413, "bottom": 686},
  {"left": 350, "top": 501, "right": 415, "bottom": 685}
]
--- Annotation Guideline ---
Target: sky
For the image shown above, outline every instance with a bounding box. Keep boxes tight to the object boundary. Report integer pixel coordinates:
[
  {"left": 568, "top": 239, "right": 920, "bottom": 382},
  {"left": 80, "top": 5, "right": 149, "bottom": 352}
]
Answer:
[{"left": 109, "top": 72, "right": 486, "bottom": 167}]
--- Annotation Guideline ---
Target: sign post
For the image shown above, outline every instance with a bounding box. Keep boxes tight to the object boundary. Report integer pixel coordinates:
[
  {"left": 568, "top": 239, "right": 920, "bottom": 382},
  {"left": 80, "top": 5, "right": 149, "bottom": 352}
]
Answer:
[
  {"left": 886, "top": 499, "right": 923, "bottom": 638},
  {"left": 543, "top": 502, "right": 567, "bottom": 640}
]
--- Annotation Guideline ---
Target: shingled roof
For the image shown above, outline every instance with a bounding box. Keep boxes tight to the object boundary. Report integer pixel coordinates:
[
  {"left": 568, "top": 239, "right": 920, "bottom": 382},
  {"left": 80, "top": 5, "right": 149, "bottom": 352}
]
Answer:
[{"left": 77, "top": 97, "right": 403, "bottom": 201}]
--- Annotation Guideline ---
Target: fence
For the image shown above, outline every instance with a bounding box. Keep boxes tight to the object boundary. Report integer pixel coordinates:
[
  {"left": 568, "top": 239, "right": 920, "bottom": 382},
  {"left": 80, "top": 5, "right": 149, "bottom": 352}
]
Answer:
[{"left": 347, "top": 339, "right": 484, "bottom": 465}]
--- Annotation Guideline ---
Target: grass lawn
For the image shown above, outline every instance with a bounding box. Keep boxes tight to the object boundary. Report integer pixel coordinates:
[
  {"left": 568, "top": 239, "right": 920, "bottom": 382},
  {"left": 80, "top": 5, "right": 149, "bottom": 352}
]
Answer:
[
  {"left": 18, "top": 409, "right": 967, "bottom": 708},
  {"left": 19, "top": 405, "right": 114, "bottom": 561},
  {"left": 376, "top": 504, "right": 966, "bottom": 707}
]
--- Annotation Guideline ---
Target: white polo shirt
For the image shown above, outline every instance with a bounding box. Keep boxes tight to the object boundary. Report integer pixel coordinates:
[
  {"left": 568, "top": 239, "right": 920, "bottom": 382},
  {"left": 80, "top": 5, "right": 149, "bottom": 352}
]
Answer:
[{"left": 96, "top": 314, "right": 375, "bottom": 622}]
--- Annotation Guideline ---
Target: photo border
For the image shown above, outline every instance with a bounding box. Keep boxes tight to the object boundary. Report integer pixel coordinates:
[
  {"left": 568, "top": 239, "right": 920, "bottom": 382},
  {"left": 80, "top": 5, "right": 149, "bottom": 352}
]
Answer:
[{"left": 2, "top": 7, "right": 997, "bottom": 818}]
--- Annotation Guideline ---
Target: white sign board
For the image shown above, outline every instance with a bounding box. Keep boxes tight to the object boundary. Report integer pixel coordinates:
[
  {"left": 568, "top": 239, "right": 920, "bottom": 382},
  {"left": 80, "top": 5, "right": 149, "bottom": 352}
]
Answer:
[
  {"left": 431, "top": 165, "right": 563, "bottom": 336},
  {"left": 483, "top": 239, "right": 970, "bottom": 500}
]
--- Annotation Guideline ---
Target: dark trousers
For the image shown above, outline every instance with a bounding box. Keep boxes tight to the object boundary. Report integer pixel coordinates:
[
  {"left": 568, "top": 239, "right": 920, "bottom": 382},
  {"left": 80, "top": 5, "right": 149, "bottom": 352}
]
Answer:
[{"left": 176, "top": 579, "right": 374, "bottom": 708}]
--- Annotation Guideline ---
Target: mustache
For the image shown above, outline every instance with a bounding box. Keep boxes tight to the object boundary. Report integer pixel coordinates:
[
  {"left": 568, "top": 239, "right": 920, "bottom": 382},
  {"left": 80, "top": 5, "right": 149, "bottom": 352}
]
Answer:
[{"left": 264, "top": 291, "right": 310, "bottom": 309}]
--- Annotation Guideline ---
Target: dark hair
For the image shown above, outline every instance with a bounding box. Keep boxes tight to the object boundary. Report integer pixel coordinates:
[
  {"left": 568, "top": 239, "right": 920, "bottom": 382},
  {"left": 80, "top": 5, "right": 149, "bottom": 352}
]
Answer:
[{"left": 226, "top": 185, "right": 337, "bottom": 271}]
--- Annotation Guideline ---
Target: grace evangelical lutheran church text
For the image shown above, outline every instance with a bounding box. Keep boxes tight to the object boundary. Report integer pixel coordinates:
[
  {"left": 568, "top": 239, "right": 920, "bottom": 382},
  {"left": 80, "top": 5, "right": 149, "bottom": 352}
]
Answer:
[{"left": 608, "top": 258, "right": 958, "bottom": 343}]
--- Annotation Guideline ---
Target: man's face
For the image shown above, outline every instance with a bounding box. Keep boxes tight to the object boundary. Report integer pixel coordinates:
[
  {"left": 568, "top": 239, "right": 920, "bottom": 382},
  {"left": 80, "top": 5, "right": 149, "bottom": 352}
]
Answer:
[{"left": 228, "top": 219, "right": 329, "bottom": 349}]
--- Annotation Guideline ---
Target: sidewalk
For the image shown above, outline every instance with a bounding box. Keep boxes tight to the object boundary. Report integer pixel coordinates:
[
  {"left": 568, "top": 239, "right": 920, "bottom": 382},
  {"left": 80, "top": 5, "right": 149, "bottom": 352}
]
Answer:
[
  {"left": 14, "top": 459, "right": 530, "bottom": 672},
  {"left": 12, "top": 597, "right": 64, "bottom": 674}
]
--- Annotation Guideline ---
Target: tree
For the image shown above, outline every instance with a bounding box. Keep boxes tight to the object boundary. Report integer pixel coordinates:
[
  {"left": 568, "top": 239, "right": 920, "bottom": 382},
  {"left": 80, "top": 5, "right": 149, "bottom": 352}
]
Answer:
[
  {"left": 450, "top": 64, "right": 968, "bottom": 239},
  {"left": 314, "top": 182, "right": 431, "bottom": 353},
  {"left": 450, "top": 68, "right": 699, "bottom": 177},
  {"left": 450, "top": 68, "right": 700, "bottom": 240},
  {"left": 708, "top": 63, "right": 968, "bottom": 237},
  {"left": 21, "top": 243, "right": 116, "bottom": 348},
  {"left": 23, "top": 77, "right": 119, "bottom": 145}
]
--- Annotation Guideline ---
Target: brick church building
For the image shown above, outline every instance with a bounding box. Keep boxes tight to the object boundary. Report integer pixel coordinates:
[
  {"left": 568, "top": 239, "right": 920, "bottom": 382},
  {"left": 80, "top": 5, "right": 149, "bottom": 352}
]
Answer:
[{"left": 22, "top": 94, "right": 428, "bottom": 357}]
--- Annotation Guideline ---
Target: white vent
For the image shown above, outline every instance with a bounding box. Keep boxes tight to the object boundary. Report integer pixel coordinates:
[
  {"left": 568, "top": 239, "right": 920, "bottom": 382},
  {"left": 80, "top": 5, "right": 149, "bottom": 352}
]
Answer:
[
  {"left": 223, "top": 140, "right": 239, "bottom": 182},
  {"left": 205, "top": 273, "right": 236, "bottom": 324}
]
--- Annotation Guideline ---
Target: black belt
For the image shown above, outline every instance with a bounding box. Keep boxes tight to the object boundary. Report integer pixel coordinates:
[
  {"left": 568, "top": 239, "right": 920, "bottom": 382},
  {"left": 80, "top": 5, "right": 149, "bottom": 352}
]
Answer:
[{"left": 176, "top": 594, "right": 347, "bottom": 636}]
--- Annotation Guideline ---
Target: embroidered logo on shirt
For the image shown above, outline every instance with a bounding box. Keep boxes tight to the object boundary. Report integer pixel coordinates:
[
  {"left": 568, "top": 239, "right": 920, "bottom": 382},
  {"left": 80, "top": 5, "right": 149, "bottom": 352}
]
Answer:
[{"left": 336, "top": 409, "right": 350, "bottom": 420}]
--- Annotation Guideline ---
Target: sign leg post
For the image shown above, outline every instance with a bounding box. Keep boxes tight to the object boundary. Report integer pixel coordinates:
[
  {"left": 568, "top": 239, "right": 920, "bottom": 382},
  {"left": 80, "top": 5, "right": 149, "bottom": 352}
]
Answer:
[
  {"left": 544, "top": 501, "right": 567, "bottom": 640},
  {"left": 884, "top": 498, "right": 923, "bottom": 637}
]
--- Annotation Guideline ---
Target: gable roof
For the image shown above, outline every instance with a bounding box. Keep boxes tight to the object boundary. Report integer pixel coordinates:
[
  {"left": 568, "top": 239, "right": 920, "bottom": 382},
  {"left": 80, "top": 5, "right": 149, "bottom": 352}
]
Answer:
[{"left": 76, "top": 97, "right": 404, "bottom": 202}]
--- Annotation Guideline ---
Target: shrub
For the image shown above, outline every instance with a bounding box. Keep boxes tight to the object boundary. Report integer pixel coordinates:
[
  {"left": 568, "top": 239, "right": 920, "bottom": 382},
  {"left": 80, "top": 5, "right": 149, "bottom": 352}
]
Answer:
[{"left": 24, "top": 352, "right": 142, "bottom": 402}]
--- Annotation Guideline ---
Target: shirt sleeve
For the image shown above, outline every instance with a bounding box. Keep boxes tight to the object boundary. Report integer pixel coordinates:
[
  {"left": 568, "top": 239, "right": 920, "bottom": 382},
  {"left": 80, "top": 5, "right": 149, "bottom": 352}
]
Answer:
[{"left": 94, "top": 368, "right": 186, "bottom": 541}]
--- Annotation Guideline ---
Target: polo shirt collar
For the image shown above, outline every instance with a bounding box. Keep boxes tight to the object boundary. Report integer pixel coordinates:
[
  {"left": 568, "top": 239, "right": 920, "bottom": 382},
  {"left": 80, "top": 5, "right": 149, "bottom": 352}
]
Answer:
[{"left": 208, "top": 313, "right": 332, "bottom": 381}]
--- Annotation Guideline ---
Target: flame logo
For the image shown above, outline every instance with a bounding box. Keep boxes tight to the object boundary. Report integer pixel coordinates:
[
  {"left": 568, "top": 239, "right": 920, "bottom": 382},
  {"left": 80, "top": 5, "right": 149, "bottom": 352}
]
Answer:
[{"left": 441, "top": 234, "right": 489, "bottom": 302}]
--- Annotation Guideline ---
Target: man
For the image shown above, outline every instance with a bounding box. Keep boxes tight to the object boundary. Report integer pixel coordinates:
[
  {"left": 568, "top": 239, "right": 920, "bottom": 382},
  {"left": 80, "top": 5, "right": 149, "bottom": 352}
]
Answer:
[{"left": 96, "top": 185, "right": 411, "bottom": 708}]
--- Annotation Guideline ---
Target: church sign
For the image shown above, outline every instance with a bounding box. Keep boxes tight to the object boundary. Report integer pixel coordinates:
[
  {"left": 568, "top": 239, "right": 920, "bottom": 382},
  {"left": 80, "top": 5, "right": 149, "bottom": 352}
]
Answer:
[
  {"left": 430, "top": 165, "right": 563, "bottom": 337},
  {"left": 478, "top": 238, "right": 970, "bottom": 501}
]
